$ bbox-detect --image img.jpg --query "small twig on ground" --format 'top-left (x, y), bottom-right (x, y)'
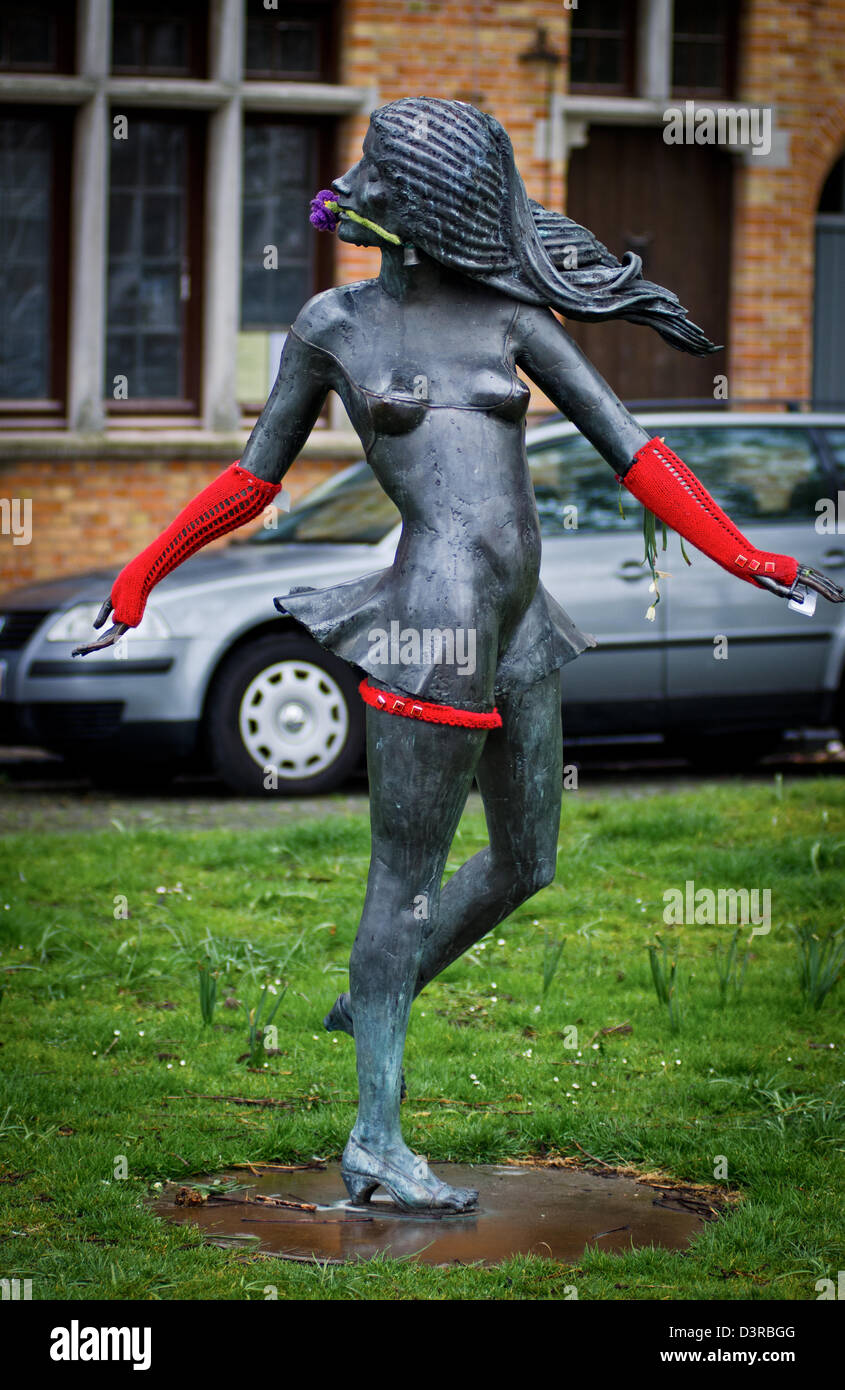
top-left (572, 1140), bottom-right (615, 1169)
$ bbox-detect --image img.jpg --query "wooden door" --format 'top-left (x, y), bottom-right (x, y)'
top-left (564, 124), bottom-right (732, 403)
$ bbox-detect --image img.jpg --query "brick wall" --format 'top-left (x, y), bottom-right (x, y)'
top-left (0, 458), bottom-right (338, 592)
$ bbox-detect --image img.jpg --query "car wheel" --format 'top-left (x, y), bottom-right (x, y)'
top-left (206, 632), bottom-right (365, 795)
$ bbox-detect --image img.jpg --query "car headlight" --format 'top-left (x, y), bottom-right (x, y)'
top-left (46, 602), bottom-right (171, 642)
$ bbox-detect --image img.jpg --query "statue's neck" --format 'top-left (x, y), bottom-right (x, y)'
top-left (378, 245), bottom-right (445, 302)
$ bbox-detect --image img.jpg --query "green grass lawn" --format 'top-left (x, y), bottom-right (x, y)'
top-left (1, 776), bottom-right (843, 1301)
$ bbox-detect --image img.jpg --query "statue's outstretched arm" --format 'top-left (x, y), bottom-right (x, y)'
top-left (515, 305), bottom-right (844, 609)
top-left (73, 331), bottom-right (330, 655)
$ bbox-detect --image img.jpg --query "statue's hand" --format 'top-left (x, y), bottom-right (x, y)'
top-left (71, 597), bottom-right (130, 656)
top-left (796, 564), bottom-right (845, 603)
top-left (755, 564), bottom-right (845, 606)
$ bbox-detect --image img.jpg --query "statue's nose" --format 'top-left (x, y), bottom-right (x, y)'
top-left (331, 165), bottom-right (357, 196)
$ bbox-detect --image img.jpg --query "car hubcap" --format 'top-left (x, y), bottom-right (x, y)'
top-left (238, 659), bottom-right (349, 779)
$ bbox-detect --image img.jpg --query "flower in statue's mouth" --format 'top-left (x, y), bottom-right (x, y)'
top-left (308, 189), bottom-right (401, 245)
top-left (309, 189), bottom-right (340, 231)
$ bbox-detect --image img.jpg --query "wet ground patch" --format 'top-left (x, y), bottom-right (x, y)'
top-left (153, 1158), bottom-right (736, 1266)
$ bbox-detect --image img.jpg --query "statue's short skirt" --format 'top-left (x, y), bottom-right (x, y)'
top-left (274, 567), bottom-right (596, 716)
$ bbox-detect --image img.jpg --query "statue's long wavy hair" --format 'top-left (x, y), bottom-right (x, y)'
top-left (369, 97), bottom-right (718, 356)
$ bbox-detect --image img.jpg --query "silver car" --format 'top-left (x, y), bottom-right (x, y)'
top-left (2, 410), bottom-right (845, 793)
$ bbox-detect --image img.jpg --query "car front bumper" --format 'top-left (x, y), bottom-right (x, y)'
top-left (0, 638), bottom-right (212, 762)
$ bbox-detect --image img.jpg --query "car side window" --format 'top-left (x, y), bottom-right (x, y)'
top-left (663, 427), bottom-right (827, 524)
top-left (822, 429), bottom-right (845, 482)
top-left (528, 435), bottom-right (641, 536)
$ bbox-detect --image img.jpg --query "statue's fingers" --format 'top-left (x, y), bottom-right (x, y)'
top-left (72, 621), bottom-right (129, 657)
top-left (754, 573), bottom-right (791, 598)
top-left (799, 567), bottom-right (845, 603)
top-left (93, 596), bottom-right (114, 629)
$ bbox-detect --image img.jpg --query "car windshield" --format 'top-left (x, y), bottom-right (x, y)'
top-left (244, 465), bottom-right (400, 544)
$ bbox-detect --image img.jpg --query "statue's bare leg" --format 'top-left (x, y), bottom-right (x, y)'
top-left (414, 668), bottom-right (562, 991)
top-left (342, 709), bottom-right (486, 1210)
top-left (325, 670), bottom-right (561, 1037)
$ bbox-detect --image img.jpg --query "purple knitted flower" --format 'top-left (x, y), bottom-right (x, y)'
top-left (310, 189), bottom-right (339, 232)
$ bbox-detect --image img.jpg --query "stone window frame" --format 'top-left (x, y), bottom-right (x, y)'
top-left (0, 0), bottom-right (374, 460)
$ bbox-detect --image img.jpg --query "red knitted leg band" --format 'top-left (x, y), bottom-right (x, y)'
top-left (622, 438), bottom-right (798, 589)
top-left (359, 678), bottom-right (502, 729)
top-left (110, 462), bottom-right (280, 627)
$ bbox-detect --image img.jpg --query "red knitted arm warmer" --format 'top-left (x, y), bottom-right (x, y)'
top-left (110, 461), bottom-right (281, 627)
top-left (621, 438), bottom-right (798, 590)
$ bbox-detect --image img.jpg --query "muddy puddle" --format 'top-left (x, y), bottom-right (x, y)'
top-left (154, 1161), bottom-right (722, 1265)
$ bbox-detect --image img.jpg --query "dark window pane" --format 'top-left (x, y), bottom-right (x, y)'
top-left (569, 35), bottom-right (588, 82)
top-left (281, 25), bottom-right (319, 73)
top-left (673, 0), bottom-right (728, 39)
top-left (596, 38), bottom-right (622, 86)
top-left (142, 334), bottom-right (181, 396)
top-left (672, 0), bottom-right (732, 95)
top-left (142, 195), bottom-right (183, 257)
top-left (107, 265), bottom-right (140, 316)
top-left (112, 20), bottom-right (145, 71)
top-left (241, 123), bottom-right (317, 329)
top-left (147, 21), bottom-right (187, 70)
top-left (110, 131), bottom-right (143, 185)
top-left (245, 2), bottom-right (337, 81)
top-left (0, 118), bottom-right (52, 397)
top-left (672, 41), bottom-right (693, 91)
top-left (10, 15), bottom-right (53, 65)
top-left (244, 24), bottom-right (265, 74)
top-left (111, 1), bottom-right (205, 77)
top-left (108, 191), bottom-right (139, 257)
top-left (0, 1), bottom-right (73, 74)
top-left (569, 0), bottom-right (634, 93)
top-left (141, 271), bottom-right (182, 328)
top-left (598, 0), bottom-right (622, 26)
top-left (106, 331), bottom-right (138, 387)
top-left (106, 120), bottom-right (188, 399)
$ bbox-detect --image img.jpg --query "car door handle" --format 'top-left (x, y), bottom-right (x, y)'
top-left (821, 548), bottom-right (845, 569)
top-left (616, 559), bottom-right (649, 581)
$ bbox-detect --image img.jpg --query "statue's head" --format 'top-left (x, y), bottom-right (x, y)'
top-left (332, 97), bottom-right (516, 273)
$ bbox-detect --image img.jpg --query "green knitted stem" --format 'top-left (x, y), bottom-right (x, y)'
top-left (324, 200), bottom-right (401, 245)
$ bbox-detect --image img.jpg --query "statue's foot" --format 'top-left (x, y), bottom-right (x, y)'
top-left (341, 1134), bottom-right (478, 1213)
top-left (323, 993), bottom-right (408, 1100)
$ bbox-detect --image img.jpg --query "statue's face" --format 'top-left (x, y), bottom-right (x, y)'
top-left (331, 127), bottom-right (401, 247)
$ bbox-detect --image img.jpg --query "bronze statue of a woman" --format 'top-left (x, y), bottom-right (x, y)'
top-left (74, 98), bottom-right (844, 1213)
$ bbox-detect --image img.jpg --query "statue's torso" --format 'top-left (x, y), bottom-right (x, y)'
top-left (293, 279), bottom-right (540, 609)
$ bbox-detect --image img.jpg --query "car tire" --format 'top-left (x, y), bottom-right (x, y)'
top-left (206, 632), bottom-right (365, 796)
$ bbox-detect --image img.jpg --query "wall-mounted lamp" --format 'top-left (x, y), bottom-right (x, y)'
top-left (518, 26), bottom-right (562, 203)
